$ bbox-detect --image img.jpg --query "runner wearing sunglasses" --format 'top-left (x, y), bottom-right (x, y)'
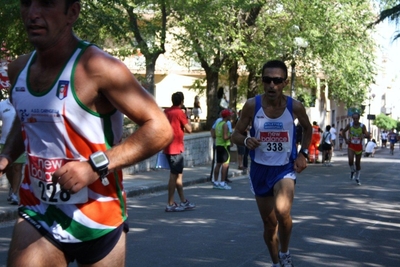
top-left (232, 60), bottom-right (312, 267)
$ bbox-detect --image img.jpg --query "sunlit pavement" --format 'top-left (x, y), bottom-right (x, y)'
top-left (125, 146), bottom-right (400, 267)
top-left (0, 145), bottom-right (399, 266)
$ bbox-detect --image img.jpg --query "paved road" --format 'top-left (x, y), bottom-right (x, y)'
top-left (0, 147), bottom-right (399, 266)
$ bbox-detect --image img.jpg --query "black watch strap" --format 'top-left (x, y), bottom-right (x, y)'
top-left (300, 149), bottom-right (309, 159)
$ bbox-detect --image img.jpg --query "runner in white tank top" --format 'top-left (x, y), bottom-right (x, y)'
top-left (1, 1), bottom-right (173, 266)
top-left (232, 60), bottom-right (312, 267)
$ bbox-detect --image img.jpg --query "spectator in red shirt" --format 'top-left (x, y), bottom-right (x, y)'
top-left (163, 92), bottom-right (196, 212)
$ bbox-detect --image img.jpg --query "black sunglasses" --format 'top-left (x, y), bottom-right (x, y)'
top-left (262, 76), bottom-right (286, 85)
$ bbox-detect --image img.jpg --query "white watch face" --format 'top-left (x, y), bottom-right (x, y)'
top-left (91, 152), bottom-right (109, 168)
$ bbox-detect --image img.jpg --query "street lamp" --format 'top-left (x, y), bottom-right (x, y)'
top-left (290, 37), bottom-right (308, 98)
top-left (367, 89), bottom-right (376, 134)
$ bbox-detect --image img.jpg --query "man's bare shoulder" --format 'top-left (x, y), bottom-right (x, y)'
top-left (75, 45), bottom-right (139, 97)
top-left (291, 98), bottom-right (307, 119)
top-left (243, 97), bottom-right (256, 110)
top-left (291, 98), bottom-right (305, 111)
top-left (7, 53), bottom-right (33, 83)
top-left (79, 46), bottom-right (125, 73)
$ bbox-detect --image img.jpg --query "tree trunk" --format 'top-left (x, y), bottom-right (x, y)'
top-left (205, 70), bottom-right (220, 130)
top-left (144, 58), bottom-right (157, 96)
top-left (228, 60), bottom-right (239, 111)
top-left (247, 68), bottom-right (259, 99)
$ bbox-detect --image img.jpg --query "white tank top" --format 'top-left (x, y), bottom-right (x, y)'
top-left (250, 95), bottom-right (296, 166)
top-left (11, 41), bottom-right (126, 243)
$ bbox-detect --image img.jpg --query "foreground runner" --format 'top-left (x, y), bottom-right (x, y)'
top-left (1, 1), bottom-right (172, 266)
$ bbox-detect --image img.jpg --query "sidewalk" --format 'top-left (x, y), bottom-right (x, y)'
top-left (0, 161), bottom-right (246, 222)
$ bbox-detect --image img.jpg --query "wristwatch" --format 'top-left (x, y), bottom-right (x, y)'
top-left (299, 148), bottom-right (309, 159)
top-left (89, 151), bottom-right (110, 186)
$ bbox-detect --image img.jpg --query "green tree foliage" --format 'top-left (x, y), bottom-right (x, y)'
top-left (0, 0), bottom-right (380, 126)
top-left (78, 0), bottom-right (171, 95)
top-left (0, 1), bottom-right (33, 56)
top-left (0, 0), bottom-right (171, 95)
top-left (373, 113), bottom-right (397, 130)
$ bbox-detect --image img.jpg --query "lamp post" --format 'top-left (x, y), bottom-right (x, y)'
top-left (368, 90), bottom-right (376, 134)
top-left (290, 37), bottom-right (308, 98)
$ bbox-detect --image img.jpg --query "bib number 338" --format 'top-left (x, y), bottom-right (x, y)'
top-left (259, 131), bottom-right (290, 152)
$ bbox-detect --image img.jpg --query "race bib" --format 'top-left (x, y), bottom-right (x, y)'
top-left (350, 137), bottom-right (361, 144)
top-left (259, 131), bottom-right (290, 153)
top-left (28, 154), bottom-right (88, 204)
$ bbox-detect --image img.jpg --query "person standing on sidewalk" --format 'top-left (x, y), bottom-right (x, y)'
top-left (192, 95), bottom-right (202, 122)
top-left (1, 1), bottom-right (173, 266)
top-left (330, 123), bottom-right (337, 152)
top-left (0, 98), bottom-right (25, 205)
top-left (381, 130), bottom-right (388, 148)
top-left (308, 121), bottom-right (322, 163)
top-left (164, 92), bottom-right (196, 212)
top-left (212, 109), bottom-right (234, 190)
top-left (210, 112), bottom-right (233, 183)
top-left (342, 112), bottom-right (369, 185)
top-left (388, 128), bottom-right (398, 155)
top-left (321, 125), bottom-right (333, 166)
top-left (232, 60), bottom-right (312, 267)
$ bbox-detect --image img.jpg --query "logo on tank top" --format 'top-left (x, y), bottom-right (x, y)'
top-left (263, 122), bottom-right (283, 130)
top-left (56, 81), bottom-right (69, 100)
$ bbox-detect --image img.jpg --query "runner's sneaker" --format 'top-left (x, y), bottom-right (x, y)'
top-left (180, 200), bottom-right (196, 210)
top-left (9, 193), bottom-right (19, 205)
top-left (213, 182), bottom-right (220, 189)
top-left (279, 252), bottom-right (294, 267)
top-left (355, 178), bottom-right (361, 185)
top-left (218, 183), bottom-right (231, 190)
top-left (165, 202), bottom-right (185, 212)
top-left (7, 187), bottom-right (12, 202)
top-left (350, 171), bottom-right (355, 180)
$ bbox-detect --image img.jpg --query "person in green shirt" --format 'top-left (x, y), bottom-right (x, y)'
top-left (212, 109), bottom-right (233, 190)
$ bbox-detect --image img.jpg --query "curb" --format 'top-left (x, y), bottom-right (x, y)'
top-left (0, 168), bottom-right (246, 222)
top-left (125, 168), bottom-right (245, 198)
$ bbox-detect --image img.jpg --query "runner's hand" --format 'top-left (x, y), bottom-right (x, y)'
top-left (52, 161), bottom-right (100, 194)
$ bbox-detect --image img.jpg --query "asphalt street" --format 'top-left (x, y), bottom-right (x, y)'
top-left (0, 147), bottom-right (399, 266)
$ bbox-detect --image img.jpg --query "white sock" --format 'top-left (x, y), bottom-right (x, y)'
top-left (279, 250), bottom-right (290, 257)
top-left (355, 171), bottom-right (360, 180)
top-left (349, 165), bottom-right (355, 172)
top-left (272, 263), bottom-right (280, 267)
top-left (220, 181), bottom-right (226, 186)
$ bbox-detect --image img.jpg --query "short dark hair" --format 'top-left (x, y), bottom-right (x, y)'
top-left (262, 60), bottom-right (288, 79)
top-left (65, 0), bottom-right (80, 14)
top-left (176, 91), bottom-right (184, 101)
top-left (172, 92), bottom-right (183, 106)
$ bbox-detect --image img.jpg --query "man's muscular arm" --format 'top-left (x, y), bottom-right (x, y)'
top-left (232, 98), bottom-right (257, 149)
top-left (292, 99), bottom-right (311, 173)
top-left (53, 47), bottom-right (173, 193)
